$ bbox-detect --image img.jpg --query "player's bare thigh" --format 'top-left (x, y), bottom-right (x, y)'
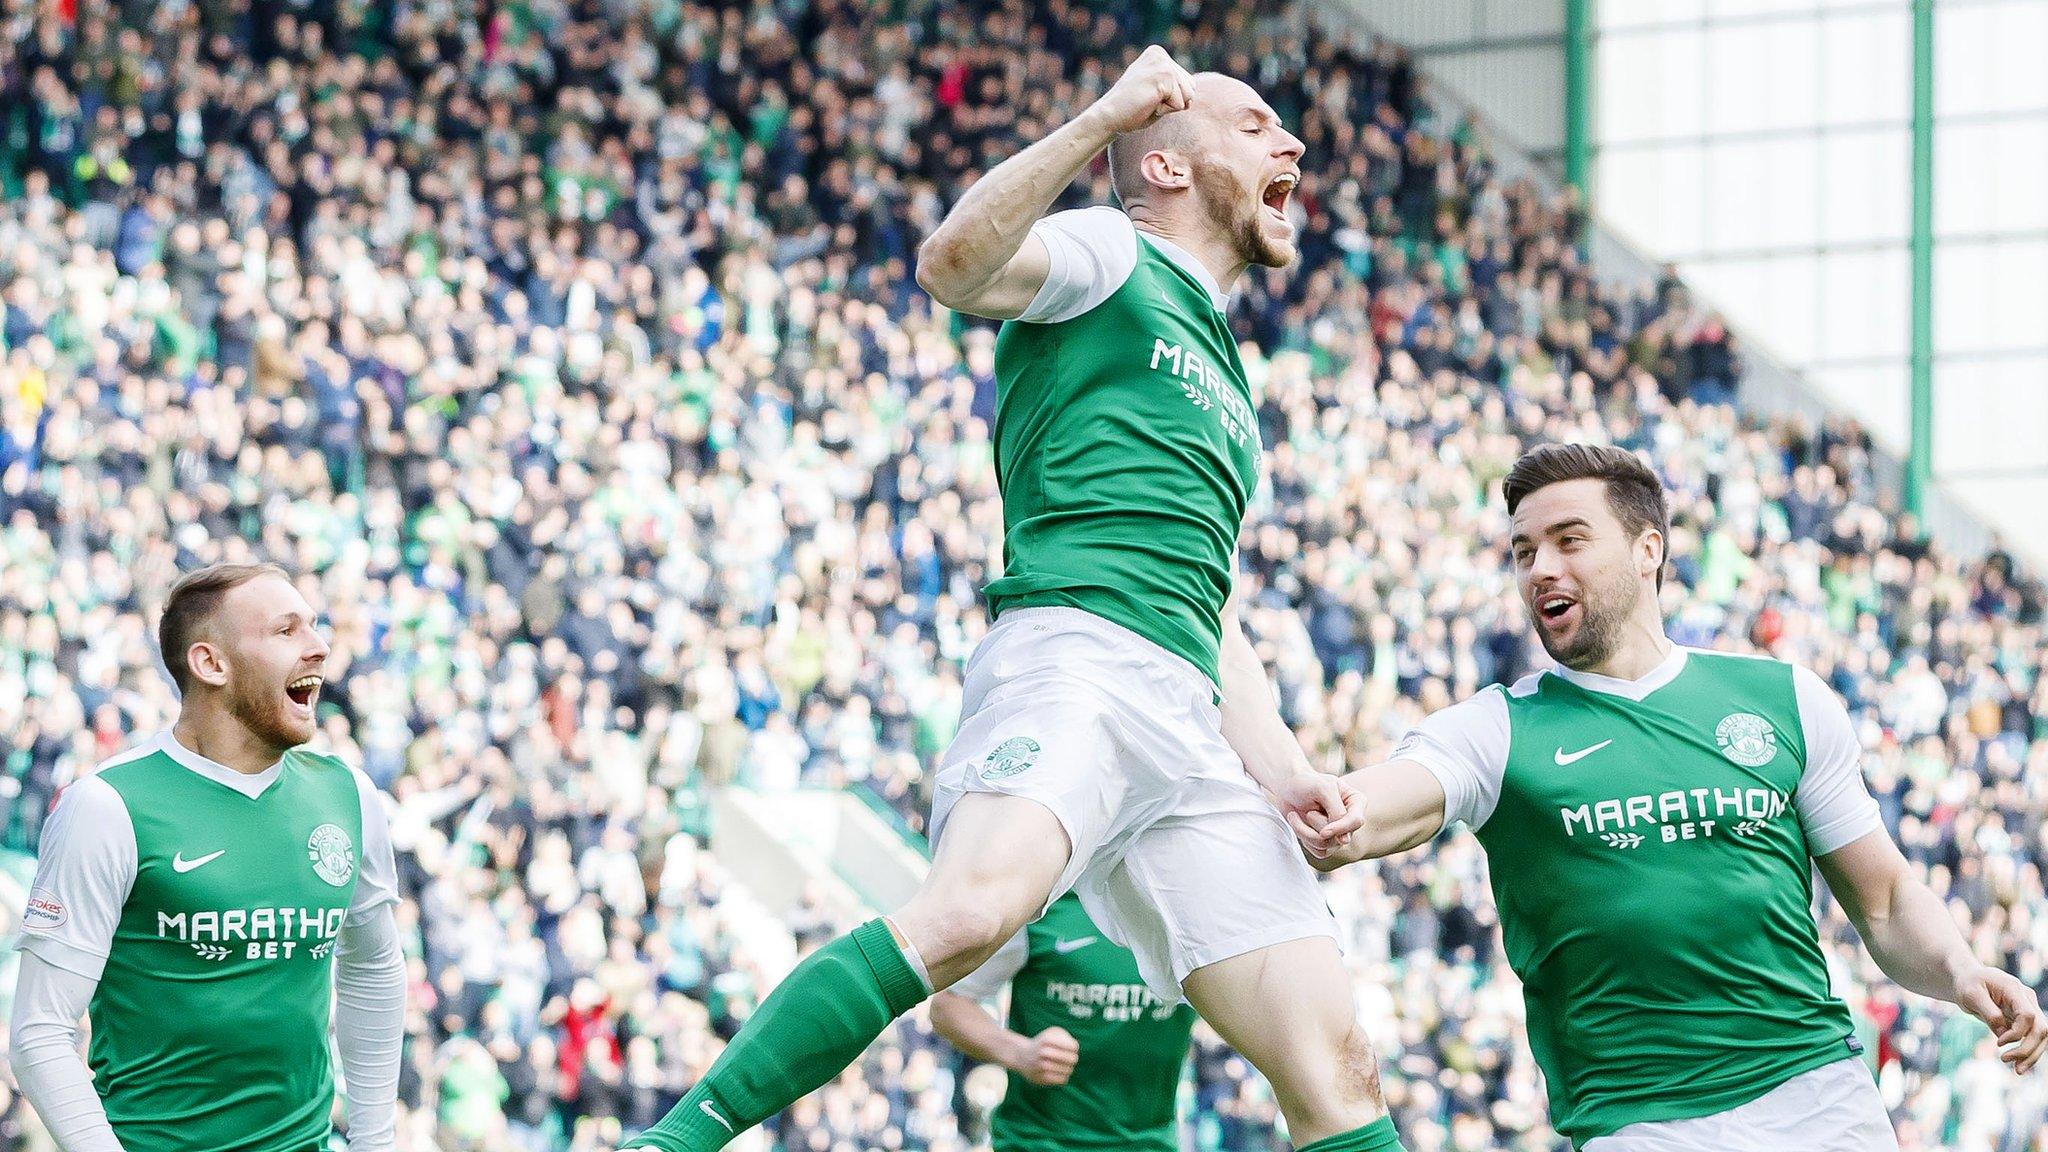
top-left (889, 792), bottom-right (1072, 990)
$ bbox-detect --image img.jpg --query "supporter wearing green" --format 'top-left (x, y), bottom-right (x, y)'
top-left (1315, 444), bottom-right (2048, 1151)
top-left (932, 894), bottom-right (1199, 1151)
top-left (10, 563), bottom-right (406, 1152)
top-left (625, 45), bottom-right (1402, 1152)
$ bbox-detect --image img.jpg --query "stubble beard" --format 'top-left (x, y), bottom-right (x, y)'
top-left (1538, 565), bottom-right (1642, 672)
top-left (227, 672), bottom-right (312, 753)
top-left (1195, 164), bottom-right (1291, 271)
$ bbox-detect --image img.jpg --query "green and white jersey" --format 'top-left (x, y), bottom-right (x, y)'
top-left (952, 893), bottom-right (1199, 1152)
top-left (983, 207), bottom-right (1260, 684)
top-left (20, 732), bottom-right (400, 1152)
top-left (1397, 647), bottom-right (1884, 1145)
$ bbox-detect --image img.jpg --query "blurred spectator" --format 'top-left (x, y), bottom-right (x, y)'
top-left (1, 0), bottom-right (2044, 1150)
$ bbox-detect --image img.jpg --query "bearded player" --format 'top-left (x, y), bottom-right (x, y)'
top-left (625, 46), bottom-right (1402, 1152)
top-left (10, 563), bottom-right (405, 1152)
top-left (1312, 444), bottom-right (2047, 1150)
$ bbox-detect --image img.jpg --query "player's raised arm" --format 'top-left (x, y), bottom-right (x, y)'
top-left (914, 45), bottom-right (1194, 318)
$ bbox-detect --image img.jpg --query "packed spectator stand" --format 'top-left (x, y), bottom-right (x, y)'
top-left (2, 0), bottom-right (2045, 1149)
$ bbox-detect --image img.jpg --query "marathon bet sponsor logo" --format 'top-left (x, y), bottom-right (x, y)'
top-left (1561, 785), bottom-right (1790, 847)
top-left (1715, 712), bottom-right (1779, 768)
top-left (982, 737), bottom-right (1041, 780)
top-left (1148, 339), bottom-right (1254, 447)
top-left (1044, 980), bottom-right (1180, 1023)
top-left (157, 904), bottom-right (347, 962)
top-left (308, 822), bottom-right (356, 886)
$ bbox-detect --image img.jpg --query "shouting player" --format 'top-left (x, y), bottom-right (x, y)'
top-left (1313, 444), bottom-right (2047, 1151)
top-left (10, 562), bottom-right (405, 1152)
top-left (931, 893), bottom-right (1199, 1151)
top-left (625, 45), bottom-right (1402, 1152)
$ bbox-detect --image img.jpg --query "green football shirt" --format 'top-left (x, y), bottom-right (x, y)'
top-left (983, 206), bottom-right (1261, 683)
top-left (20, 732), bottom-right (400, 1152)
top-left (951, 893), bottom-right (1199, 1152)
top-left (1396, 647), bottom-right (1884, 1144)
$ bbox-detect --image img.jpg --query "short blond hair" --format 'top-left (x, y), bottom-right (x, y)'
top-left (158, 562), bottom-right (291, 693)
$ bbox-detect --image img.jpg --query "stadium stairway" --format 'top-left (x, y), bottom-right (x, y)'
top-left (708, 787), bottom-right (930, 924)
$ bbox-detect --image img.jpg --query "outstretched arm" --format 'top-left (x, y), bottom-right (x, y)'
top-left (1818, 832), bottom-right (2047, 1073)
top-left (915, 45), bottom-right (1193, 318)
top-left (1305, 759), bottom-right (1450, 872)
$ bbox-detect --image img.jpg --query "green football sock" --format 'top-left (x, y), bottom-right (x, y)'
top-left (623, 919), bottom-right (928, 1151)
top-left (1295, 1116), bottom-right (1406, 1152)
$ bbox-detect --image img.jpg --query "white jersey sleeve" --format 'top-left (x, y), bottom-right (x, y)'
top-left (18, 776), bottom-right (137, 982)
top-left (1791, 664), bottom-right (1885, 856)
top-left (8, 952), bottom-right (122, 1152)
top-left (947, 927), bottom-right (1030, 1007)
top-left (1392, 687), bottom-right (1512, 831)
top-left (1015, 206), bottom-right (1139, 324)
top-left (347, 767), bottom-right (401, 924)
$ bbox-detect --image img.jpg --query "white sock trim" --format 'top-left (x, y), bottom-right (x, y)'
top-left (883, 916), bottom-right (935, 994)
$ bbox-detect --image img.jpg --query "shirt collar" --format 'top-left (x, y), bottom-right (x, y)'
top-left (1137, 230), bottom-right (1231, 312)
top-left (160, 731), bottom-right (285, 799)
top-left (1550, 644), bottom-right (1689, 702)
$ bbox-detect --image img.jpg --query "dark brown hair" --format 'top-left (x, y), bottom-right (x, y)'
top-left (158, 562), bottom-right (290, 693)
top-left (1503, 444), bottom-right (1670, 589)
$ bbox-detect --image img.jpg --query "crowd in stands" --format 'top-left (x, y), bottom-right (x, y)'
top-left (3, 0), bottom-right (2046, 1149)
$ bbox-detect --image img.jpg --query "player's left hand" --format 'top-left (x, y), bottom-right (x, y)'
top-left (1274, 770), bottom-right (1364, 859)
top-left (1954, 963), bottom-right (2048, 1073)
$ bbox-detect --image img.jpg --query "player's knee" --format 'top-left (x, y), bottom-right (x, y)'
top-left (1281, 1022), bottom-right (1385, 1134)
top-left (1336, 1024), bottom-right (1385, 1108)
top-left (896, 890), bottom-right (1016, 975)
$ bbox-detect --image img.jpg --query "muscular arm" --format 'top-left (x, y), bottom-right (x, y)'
top-left (1818, 832), bottom-right (2047, 1070)
top-left (1215, 592), bottom-right (1308, 796)
top-left (1307, 759), bottom-right (1449, 871)
top-left (913, 115), bottom-right (1111, 319)
top-left (915, 46), bottom-right (1192, 318)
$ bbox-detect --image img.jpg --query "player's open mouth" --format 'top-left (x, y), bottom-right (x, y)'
top-left (285, 675), bottom-right (321, 708)
top-left (1538, 594), bottom-right (1579, 629)
top-left (1263, 171), bottom-right (1297, 221)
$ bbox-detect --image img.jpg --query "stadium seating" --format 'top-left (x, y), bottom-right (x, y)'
top-left (1, 0), bottom-right (2043, 1148)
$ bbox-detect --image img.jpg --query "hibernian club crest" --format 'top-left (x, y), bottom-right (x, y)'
top-left (307, 823), bottom-right (356, 887)
top-left (1714, 713), bottom-right (1778, 768)
top-left (981, 737), bottom-right (1041, 780)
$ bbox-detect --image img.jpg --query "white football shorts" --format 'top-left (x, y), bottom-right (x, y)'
top-left (927, 606), bottom-right (1339, 1004)
top-left (1580, 1058), bottom-right (1897, 1152)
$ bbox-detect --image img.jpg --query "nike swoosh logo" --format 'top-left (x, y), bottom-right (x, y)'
top-left (1553, 740), bottom-right (1613, 766)
top-left (1052, 936), bottom-right (1097, 955)
top-left (172, 850), bottom-right (226, 873)
top-left (700, 1100), bottom-right (734, 1134)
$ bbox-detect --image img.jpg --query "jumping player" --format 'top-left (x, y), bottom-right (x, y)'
top-left (624, 45), bottom-right (1401, 1152)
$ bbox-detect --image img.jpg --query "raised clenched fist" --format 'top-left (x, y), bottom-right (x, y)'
top-left (1089, 45), bottom-right (1197, 136)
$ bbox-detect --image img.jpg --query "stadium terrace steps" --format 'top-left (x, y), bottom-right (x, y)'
top-left (709, 788), bottom-right (929, 923)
